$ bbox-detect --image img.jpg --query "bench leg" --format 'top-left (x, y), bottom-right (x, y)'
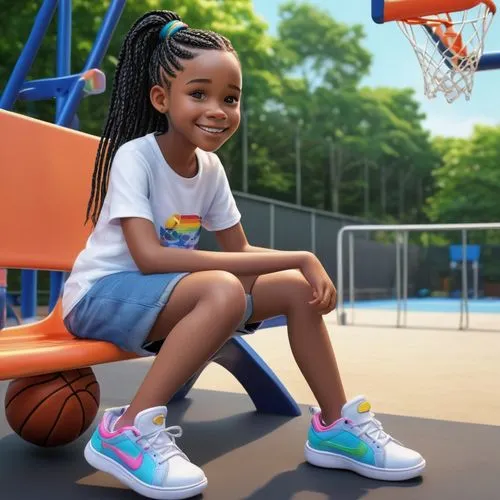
top-left (170, 337), bottom-right (301, 417)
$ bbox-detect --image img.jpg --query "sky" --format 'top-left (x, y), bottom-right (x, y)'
top-left (252, 0), bottom-right (500, 138)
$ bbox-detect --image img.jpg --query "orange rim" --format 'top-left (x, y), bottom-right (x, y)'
top-left (385, 0), bottom-right (496, 23)
top-left (404, 17), bottom-right (453, 27)
top-left (483, 0), bottom-right (497, 13)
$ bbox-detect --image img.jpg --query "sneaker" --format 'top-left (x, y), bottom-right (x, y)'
top-left (305, 396), bottom-right (426, 481)
top-left (84, 405), bottom-right (207, 499)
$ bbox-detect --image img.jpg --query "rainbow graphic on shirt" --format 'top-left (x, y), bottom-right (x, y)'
top-left (159, 213), bottom-right (202, 249)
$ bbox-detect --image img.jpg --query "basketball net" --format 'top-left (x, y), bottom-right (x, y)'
top-left (398, 2), bottom-right (496, 103)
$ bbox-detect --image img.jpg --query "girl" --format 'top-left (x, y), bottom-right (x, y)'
top-left (62, 10), bottom-right (426, 500)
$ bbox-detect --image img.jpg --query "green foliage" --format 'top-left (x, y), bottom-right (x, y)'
top-left (426, 126), bottom-right (500, 243)
top-left (276, 1), bottom-right (371, 91)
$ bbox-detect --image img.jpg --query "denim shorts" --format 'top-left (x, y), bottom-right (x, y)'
top-left (63, 271), bottom-right (258, 357)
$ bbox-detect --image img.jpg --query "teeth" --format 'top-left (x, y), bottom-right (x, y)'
top-left (198, 126), bottom-right (225, 134)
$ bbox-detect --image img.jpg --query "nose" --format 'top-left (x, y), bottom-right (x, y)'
top-left (205, 103), bottom-right (227, 121)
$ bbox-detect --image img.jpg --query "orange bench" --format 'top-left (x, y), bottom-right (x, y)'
top-left (0, 109), bottom-right (300, 444)
top-left (0, 109), bottom-right (139, 382)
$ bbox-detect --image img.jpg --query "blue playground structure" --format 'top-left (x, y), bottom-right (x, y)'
top-left (0, 0), bottom-right (124, 326)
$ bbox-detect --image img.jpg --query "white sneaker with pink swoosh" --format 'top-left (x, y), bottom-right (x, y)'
top-left (84, 405), bottom-right (207, 499)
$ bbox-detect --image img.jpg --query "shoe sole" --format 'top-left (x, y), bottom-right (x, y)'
top-left (304, 442), bottom-right (426, 481)
top-left (84, 441), bottom-right (208, 499)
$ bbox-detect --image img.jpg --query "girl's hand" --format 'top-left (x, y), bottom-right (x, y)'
top-left (300, 252), bottom-right (337, 315)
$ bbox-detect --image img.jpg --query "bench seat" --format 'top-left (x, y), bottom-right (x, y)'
top-left (0, 303), bottom-right (136, 380)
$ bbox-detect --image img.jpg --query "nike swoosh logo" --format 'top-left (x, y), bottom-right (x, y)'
top-left (321, 440), bottom-right (369, 457)
top-left (102, 442), bottom-right (144, 470)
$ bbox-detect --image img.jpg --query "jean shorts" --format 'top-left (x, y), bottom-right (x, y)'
top-left (63, 271), bottom-right (258, 357)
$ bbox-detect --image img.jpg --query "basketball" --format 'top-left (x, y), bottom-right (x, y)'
top-left (4, 367), bottom-right (100, 447)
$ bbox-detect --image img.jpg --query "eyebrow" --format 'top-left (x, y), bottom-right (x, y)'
top-left (186, 78), bottom-right (241, 92)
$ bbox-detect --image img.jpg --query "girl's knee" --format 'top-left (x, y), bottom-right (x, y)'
top-left (202, 270), bottom-right (246, 318)
top-left (280, 269), bottom-right (315, 310)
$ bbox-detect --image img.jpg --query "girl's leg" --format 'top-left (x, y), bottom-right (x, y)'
top-left (116, 270), bottom-right (247, 428)
top-left (240, 271), bottom-right (426, 482)
top-left (239, 270), bottom-right (346, 425)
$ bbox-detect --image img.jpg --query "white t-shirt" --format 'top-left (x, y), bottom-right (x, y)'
top-left (62, 133), bottom-right (241, 318)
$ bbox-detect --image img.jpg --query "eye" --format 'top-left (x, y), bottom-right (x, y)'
top-left (225, 96), bottom-right (239, 104)
top-left (190, 90), bottom-right (205, 100)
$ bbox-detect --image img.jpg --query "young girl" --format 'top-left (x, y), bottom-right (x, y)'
top-left (62, 10), bottom-right (426, 500)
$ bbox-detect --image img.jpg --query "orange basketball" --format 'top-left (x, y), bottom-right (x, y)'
top-left (4, 368), bottom-right (100, 447)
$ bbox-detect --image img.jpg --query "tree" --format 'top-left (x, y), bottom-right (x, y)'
top-left (233, 0), bottom-right (374, 208)
top-left (276, 1), bottom-right (371, 92)
top-left (426, 126), bottom-right (500, 240)
top-left (351, 87), bottom-right (438, 221)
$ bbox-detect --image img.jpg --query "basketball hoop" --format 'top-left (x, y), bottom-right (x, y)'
top-left (395, 1), bottom-right (496, 103)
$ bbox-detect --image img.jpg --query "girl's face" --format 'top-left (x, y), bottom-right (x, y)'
top-left (151, 49), bottom-right (242, 153)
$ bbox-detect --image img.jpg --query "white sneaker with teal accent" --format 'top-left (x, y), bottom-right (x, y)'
top-left (305, 396), bottom-right (426, 481)
top-left (84, 405), bottom-right (207, 499)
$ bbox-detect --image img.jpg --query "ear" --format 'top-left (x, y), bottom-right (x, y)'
top-left (150, 84), bottom-right (169, 114)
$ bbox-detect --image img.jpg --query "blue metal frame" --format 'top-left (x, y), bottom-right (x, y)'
top-left (477, 52), bottom-right (500, 71)
top-left (0, 270), bottom-right (6, 330)
top-left (0, 0), bottom-right (126, 321)
top-left (49, 0), bottom-right (72, 312)
top-left (371, 0), bottom-right (385, 24)
top-left (19, 74), bottom-right (90, 101)
top-left (0, 0), bottom-right (59, 109)
top-left (371, 0), bottom-right (500, 71)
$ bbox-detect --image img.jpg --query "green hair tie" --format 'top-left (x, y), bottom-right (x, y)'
top-left (160, 20), bottom-right (189, 41)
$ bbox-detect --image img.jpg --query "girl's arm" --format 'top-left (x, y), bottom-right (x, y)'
top-left (122, 217), bottom-right (307, 276)
top-left (215, 222), bottom-right (336, 313)
top-left (214, 222), bottom-right (280, 253)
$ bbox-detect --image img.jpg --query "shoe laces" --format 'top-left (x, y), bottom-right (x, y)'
top-left (351, 415), bottom-right (395, 448)
top-left (138, 425), bottom-right (188, 464)
top-left (309, 406), bottom-right (398, 448)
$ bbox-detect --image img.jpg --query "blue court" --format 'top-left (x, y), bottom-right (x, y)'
top-left (345, 298), bottom-right (500, 314)
top-left (261, 298), bottom-right (500, 330)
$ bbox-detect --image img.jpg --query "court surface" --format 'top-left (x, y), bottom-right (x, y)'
top-left (1, 309), bottom-right (499, 499)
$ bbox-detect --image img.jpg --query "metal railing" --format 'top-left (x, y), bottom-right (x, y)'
top-left (336, 222), bottom-right (500, 330)
top-left (233, 190), bottom-right (368, 252)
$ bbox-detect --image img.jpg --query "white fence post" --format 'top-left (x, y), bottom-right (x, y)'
top-left (311, 212), bottom-right (316, 254)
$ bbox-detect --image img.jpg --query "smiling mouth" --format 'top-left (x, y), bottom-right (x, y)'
top-left (196, 125), bottom-right (228, 135)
